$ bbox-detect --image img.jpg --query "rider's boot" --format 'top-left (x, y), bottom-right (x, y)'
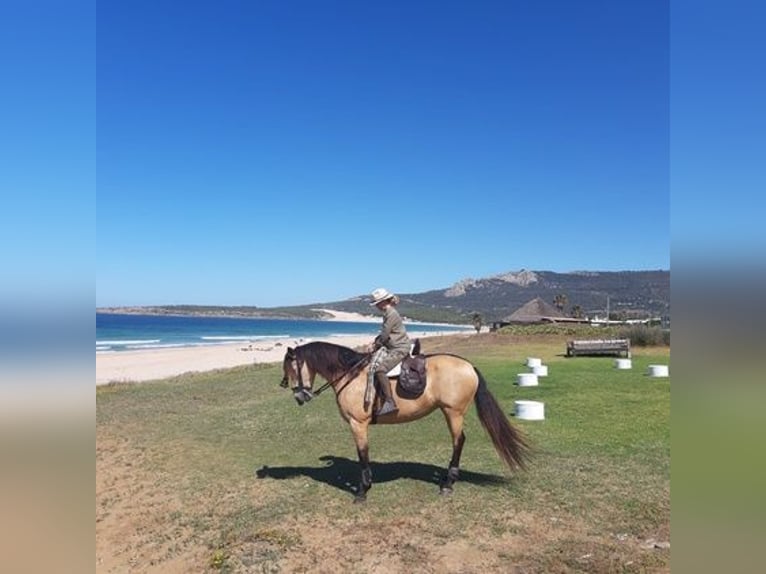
top-left (375, 371), bottom-right (398, 416)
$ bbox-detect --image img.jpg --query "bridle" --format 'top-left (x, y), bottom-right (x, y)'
top-left (280, 350), bottom-right (314, 404)
top-left (281, 349), bottom-right (369, 405)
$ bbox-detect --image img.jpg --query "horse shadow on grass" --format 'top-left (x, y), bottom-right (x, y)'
top-left (255, 455), bottom-right (508, 495)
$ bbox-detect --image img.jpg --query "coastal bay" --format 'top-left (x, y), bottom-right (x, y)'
top-left (96, 309), bottom-right (465, 385)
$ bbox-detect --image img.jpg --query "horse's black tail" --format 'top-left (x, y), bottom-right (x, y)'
top-left (474, 367), bottom-right (531, 471)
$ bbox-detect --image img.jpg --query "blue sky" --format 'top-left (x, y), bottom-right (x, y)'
top-left (96, 0), bottom-right (670, 307)
top-left (1, 1), bottom-right (94, 305)
top-left (671, 0), bottom-right (765, 263)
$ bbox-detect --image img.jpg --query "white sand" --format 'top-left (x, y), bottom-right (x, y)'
top-left (313, 308), bottom-right (380, 323)
top-left (96, 309), bottom-right (462, 385)
top-left (96, 334), bottom-right (373, 385)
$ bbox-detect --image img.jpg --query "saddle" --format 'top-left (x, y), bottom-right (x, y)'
top-left (366, 339), bottom-right (428, 408)
top-left (384, 338), bottom-right (421, 377)
top-left (385, 339), bottom-right (428, 398)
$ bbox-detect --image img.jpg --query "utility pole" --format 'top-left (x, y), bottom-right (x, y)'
top-left (606, 295), bottom-right (610, 323)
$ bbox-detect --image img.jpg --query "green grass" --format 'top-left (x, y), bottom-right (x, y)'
top-left (97, 338), bottom-right (670, 573)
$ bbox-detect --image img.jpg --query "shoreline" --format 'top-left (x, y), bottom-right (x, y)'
top-left (96, 307), bottom-right (463, 328)
top-left (96, 307), bottom-right (380, 323)
top-left (96, 329), bottom-right (461, 386)
top-left (96, 308), bottom-right (470, 385)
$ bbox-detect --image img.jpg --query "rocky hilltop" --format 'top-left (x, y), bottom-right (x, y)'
top-left (99, 269), bottom-right (669, 325)
top-left (321, 269), bottom-right (669, 324)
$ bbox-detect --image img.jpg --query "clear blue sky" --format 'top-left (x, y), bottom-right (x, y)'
top-left (1, 1), bottom-right (94, 306)
top-left (671, 0), bottom-right (765, 264)
top-left (96, 0), bottom-right (670, 307)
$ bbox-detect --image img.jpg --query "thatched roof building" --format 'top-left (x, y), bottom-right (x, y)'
top-left (504, 297), bottom-right (566, 324)
top-left (490, 297), bottom-right (585, 330)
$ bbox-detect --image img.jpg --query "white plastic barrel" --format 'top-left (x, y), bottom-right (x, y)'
top-left (515, 400), bottom-right (545, 420)
top-left (517, 373), bottom-right (539, 387)
top-left (532, 364), bottom-right (548, 377)
top-left (647, 364), bottom-right (669, 377)
top-left (614, 358), bottom-right (632, 370)
top-left (526, 357), bottom-right (542, 368)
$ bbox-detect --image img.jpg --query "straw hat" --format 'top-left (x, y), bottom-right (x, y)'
top-left (369, 287), bottom-right (395, 306)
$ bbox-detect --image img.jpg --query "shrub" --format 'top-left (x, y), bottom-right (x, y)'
top-left (495, 323), bottom-right (671, 347)
top-left (618, 325), bottom-right (670, 347)
top-left (497, 324), bottom-right (623, 337)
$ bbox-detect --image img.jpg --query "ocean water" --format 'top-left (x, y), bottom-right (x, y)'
top-left (96, 313), bottom-right (468, 352)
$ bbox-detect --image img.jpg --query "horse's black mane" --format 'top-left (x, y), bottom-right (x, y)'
top-left (296, 341), bottom-right (370, 380)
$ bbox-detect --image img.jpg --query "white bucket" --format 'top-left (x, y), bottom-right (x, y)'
top-left (517, 373), bottom-right (539, 387)
top-left (614, 358), bottom-right (632, 370)
top-left (647, 364), bottom-right (669, 377)
top-left (531, 364), bottom-right (548, 377)
top-left (526, 357), bottom-right (542, 368)
top-left (515, 400), bottom-right (545, 420)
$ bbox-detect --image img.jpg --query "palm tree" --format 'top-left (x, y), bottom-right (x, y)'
top-left (553, 294), bottom-right (568, 313)
top-left (471, 313), bottom-right (483, 334)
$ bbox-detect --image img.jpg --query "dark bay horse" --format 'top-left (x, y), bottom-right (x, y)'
top-left (280, 341), bottom-right (530, 502)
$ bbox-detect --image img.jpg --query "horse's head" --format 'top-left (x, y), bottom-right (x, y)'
top-left (281, 346), bottom-right (315, 406)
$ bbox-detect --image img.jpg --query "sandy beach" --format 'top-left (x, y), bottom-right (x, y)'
top-left (96, 309), bottom-right (460, 385)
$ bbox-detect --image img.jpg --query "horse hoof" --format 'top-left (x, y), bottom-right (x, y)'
top-left (439, 487), bottom-right (453, 496)
top-left (353, 495), bottom-right (367, 504)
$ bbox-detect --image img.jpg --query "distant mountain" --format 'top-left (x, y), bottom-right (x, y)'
top-left (99, 269), bottom-right (669, 325)
top-left (316, 269), bottom-right (670, 324)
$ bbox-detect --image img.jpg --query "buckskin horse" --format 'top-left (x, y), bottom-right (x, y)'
top-left (280, 341), bottom-right (530, 503)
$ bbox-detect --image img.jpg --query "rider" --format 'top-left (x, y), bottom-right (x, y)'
top-left (369, 287), bottom-right (410, 416)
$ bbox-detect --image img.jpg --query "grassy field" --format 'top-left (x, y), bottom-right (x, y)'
top-left (96, 334), bottom-right (670, 573)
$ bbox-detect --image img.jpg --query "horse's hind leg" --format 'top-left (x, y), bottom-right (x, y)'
top-left (349, 420), bottom-right (372, 503)
top-left (440, 409), bottom-right (466, 495)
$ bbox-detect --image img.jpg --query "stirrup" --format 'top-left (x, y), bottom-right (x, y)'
top-left (376, 399), bottom-right (398, 416)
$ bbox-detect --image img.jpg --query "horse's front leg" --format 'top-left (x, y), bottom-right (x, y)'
top-left (349, 420), bottom-right (372, 503)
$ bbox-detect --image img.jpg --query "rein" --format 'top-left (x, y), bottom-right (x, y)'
top-left (313, 356), bottom-right (370, 397)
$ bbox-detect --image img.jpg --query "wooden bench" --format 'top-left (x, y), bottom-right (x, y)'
top-left (566, 338), bottom-right (631, 358)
